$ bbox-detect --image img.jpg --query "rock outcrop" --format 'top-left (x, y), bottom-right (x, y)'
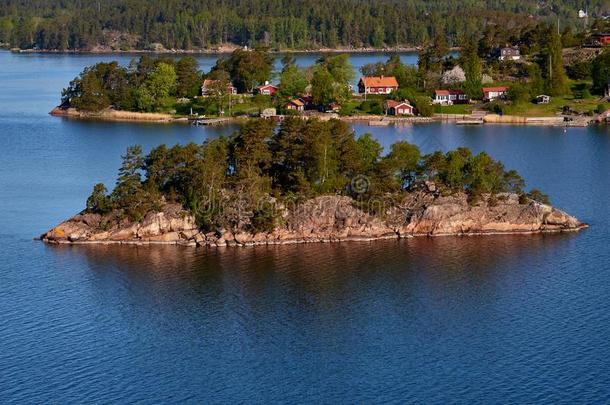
top-left (40, 189), bottom-right (587, 247)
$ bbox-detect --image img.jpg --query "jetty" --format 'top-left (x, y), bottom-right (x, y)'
top-left (190, 117), bottom-right (232, 126)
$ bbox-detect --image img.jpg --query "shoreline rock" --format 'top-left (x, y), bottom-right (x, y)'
top-left (39, 191), bottom-right (588, 248)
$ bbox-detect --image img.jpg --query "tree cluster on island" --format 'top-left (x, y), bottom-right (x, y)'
top-left (418, 24), bottom-right (610, 114)
top-left (1, 0), bottom-right (608, 51)
top-left (85, 118), bottom-right (548, 233)
top-left (59, 24), bottom-right (610, 121)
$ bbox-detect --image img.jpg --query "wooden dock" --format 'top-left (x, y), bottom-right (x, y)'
top-left (190, 117), bottom-right (231, 126)
top-left (368, 120), bottom-right (391, 126)
top-left (456, 119), bottom-right (483, 125)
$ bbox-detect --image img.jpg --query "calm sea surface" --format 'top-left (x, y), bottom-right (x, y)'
top-left (1, 50), bottom-right (610, 403)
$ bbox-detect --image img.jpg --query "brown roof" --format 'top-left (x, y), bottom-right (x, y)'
top-left (360, 76), bottom-right (399, 88)
top-left (287, 98), bottom-right (304, 106)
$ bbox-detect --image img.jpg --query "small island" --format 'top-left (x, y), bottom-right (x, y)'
top-left (40, 118), bottom-right (586, 246)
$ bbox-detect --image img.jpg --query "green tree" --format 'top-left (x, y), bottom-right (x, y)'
top-left (442, 148), bottom-right (472, 190)
top-left (175, 56), bottom-right (201, 98)
top-left (86, 183), bottom-right (113, 213)
top-left (355, 133), bottom-right (383, 173)
top-left (460, 36), bottom-right (482, 99)
top-left (384, 141), bottom-right (421, 189)
top-left (540, 27), bottom-right (569, 96)
top-left (507, 83), bottom-right (531, 104)
top-left (592, 50), bottom-right (610, 95)
top-left (278, 65), bottom-right (308, 101)
top-left (112, 145), bottom-right (145, 203)
top-left (317, 54), bottom-right (355, 85)
top-left (311, 66), bottom-right (335, 107)
top-left (147, 62), bottom-right (177, 101)
top-left (223, 48), bottom-right (274, 92)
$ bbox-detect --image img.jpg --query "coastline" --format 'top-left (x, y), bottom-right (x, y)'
top-left (50, 107), bottom-right (595, 128)
top-left (41, 225), bottom-right (588, 248)
top-left (11, 45), bottom-right (451, 55)
top-left (40, 193), bottom-right (588, 248)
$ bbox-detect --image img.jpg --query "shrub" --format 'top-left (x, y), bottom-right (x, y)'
top-left (527, 188), bottom-right (550, 205)
top-left (487, 102), bottom-right (503, 115)
top-left (359, 100), bottom-right (383, 115)
top-left (251, 201), bottom-right (279, 233)
top-left (596, 103), bottom-right (609, 114)
top-left (413, 97), bottom-right (433, 117)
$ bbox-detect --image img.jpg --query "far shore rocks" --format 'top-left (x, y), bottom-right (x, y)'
top-left (40, 188), bottom-right (587, 248)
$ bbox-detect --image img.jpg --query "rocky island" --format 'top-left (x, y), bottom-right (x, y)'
top-left (40, 118), bottom-right (586, 246)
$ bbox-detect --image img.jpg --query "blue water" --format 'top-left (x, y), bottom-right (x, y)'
top-left (1, 50), bottom-right (610, 403)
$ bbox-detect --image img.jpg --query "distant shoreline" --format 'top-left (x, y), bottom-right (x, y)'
top-left (10, 46), bottom-right (460, 56)
top-left (50, 107), bottom-right (595, 128)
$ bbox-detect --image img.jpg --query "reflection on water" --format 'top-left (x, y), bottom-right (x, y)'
top-left (3, 50), bottom-right (610, 402)
top-left (26, 233), bottom-right (603, 403)
top-left (67, 234), bottom-right (579, 297)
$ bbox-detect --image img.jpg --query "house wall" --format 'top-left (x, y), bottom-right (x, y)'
top-left (362, 86), bottom-right (397, 94)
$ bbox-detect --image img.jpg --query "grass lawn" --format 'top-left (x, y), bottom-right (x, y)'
top-left (500, 81), bottom-right (608, 117)
top-left (184, 96), bottom-right (273, 117)
top-left (501, 96), bottom-right (607, 117)
top-left (433, 104), bottom-right (472, 115)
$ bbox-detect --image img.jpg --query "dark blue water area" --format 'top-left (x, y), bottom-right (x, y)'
top-left (2, 51), bottom-right (610, 403)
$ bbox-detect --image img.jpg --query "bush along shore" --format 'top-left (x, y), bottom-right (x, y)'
top-left (40, 118), bottom-right (586, 246)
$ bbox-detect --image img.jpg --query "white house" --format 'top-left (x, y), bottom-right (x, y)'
top-left (499, 47), bottom-right (521, 61)
top-left (482, 86), bottom-right (509, 101)
top-left (433, 89), bottom-right (469, 105)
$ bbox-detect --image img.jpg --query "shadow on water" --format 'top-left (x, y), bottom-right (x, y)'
top-left (45, 233), bottom-right (582, 307)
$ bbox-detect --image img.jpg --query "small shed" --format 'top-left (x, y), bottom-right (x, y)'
top-left (260, 108), bottom-right (277, 118)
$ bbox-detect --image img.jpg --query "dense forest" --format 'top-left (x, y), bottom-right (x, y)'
top-left (0, 0), bottom-right (608, 51)
top-left (85, 118), bottom-right (547, 231)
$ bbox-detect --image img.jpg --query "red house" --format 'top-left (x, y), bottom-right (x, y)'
top-left (482, 86), bottom-right (509, 101)
top-left (257, 82), bottom-right (278, 96)
top-left (591, 33), bottom-right (610, 46)
top-left (384, 100), bottom-right (414, 116)
top-left (358, 76), bottom-right (399, 95)
top-left (432, 89), bottom-right (469, 105)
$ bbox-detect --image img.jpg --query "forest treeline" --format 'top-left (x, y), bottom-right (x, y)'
top-left (85, 118), bottom-right (547, 232)
top-left (0, 0), bottom-right (608, 51)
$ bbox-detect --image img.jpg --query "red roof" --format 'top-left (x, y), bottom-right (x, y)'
top-left (258, 84), bottom-right (278, 90)
top-left (482, 86), bottom-right (509, 92)
top-left (435, 89), bottom-right (465, 95)
top-left (360, 76), bottom-right (399, 88)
